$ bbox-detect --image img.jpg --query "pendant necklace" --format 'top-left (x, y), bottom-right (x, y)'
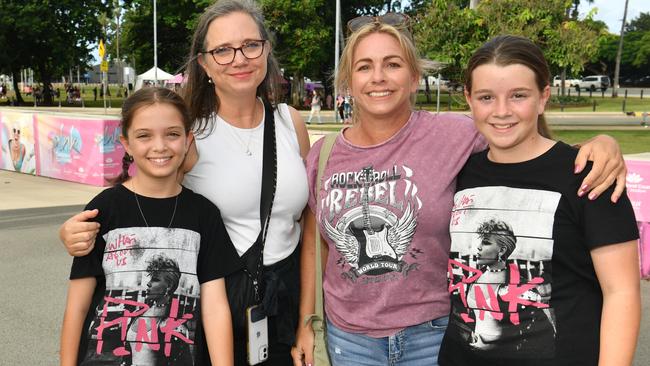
top-left (221, 100), bottom-right (262, 157)
top-left (130, 180), bottom-right (179, 228)
top-left (226, 122), bottom-right (255, 156)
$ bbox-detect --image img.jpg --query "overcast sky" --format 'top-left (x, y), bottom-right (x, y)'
top-left (578, 0), bottom-right (649, 34)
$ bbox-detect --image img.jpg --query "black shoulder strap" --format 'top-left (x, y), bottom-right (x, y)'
top-left (259, 100), bottom-right (277, 246)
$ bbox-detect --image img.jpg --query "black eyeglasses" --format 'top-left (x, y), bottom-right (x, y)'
top-left (201, 39), bottom-right (267, 65)
top-left (13, 128), bottom-right (20, 134)
top-left (347, 13), bottom-right (412, 34)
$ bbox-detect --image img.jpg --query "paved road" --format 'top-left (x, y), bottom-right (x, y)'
top-left (1, 171), bottom-right (649, 365)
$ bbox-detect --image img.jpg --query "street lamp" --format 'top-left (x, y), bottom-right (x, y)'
top-left (153, 0), bottom-right (158, 84)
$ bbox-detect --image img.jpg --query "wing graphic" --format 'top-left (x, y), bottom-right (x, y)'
top-left (387, 202), bottom-right (417, 259)
top-left (323, 218), bottom-right (360, 268)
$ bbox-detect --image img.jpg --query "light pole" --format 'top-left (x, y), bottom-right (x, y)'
top-left (334, 0), bottom-right (340, 122)
top-left (153, 0), bottom-right (158, 84)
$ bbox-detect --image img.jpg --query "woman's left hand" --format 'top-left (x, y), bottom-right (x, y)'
top-left (574, 134), bottom-right (626, 203)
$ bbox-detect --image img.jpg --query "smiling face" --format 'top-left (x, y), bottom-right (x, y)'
top-left (119, 103), bottom-right (192, 183)
top-left (198, 11), bottom-right (269, 99)
top-left (349, 32), bottom-right (418, 124)
top-left (466, 63), bottom-right (550, 162)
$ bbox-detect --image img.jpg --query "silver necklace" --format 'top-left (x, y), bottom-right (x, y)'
top-left (226, 122), bottom-right (255, 156)
top-left (130, 181), bottom-right (179, 228)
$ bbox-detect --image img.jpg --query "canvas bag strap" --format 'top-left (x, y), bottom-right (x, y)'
top-left (305, 132), bottom-right (338, 327)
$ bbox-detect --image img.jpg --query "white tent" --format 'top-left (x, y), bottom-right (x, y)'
top-left (135, 67), bottom-right (174, 90)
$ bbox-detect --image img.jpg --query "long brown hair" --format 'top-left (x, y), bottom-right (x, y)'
top-left (182, 0), bottom-right (282, 136)
top-left (464, 35), bottom-right (552, 138)
top-left (111, 87), bottom-right (192, 185)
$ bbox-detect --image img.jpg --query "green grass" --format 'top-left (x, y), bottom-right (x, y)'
top-left (551, 130), bottom-right (650, 154)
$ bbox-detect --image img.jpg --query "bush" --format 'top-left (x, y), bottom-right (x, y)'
top-left (549, 95), bottom-right (590, 106)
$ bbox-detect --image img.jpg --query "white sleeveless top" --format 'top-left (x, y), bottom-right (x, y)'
top-left (184, 103), bottom-right (308, 265)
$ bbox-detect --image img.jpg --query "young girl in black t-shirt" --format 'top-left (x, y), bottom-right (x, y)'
top-left (440, 35), bottom-right (640, 366)
top-left (60, 87), bottom-right (240, 366)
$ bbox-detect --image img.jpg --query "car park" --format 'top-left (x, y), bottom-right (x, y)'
top-left (576, 75), bottom-right (610, 92)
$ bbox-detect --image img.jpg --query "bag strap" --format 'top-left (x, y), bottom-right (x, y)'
top-left (242, 100), bottom-right (277, 302)
top-left (305, 132), bottom-right (338, 328)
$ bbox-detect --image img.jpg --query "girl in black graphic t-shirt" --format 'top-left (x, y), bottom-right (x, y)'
top-left (440, 36), bottom-right (640, 366)
top-left (60, 87), bottom-right (240, 366)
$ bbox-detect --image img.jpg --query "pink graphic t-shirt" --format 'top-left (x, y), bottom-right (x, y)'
top-left (306, 111), bottom-right (485, 337)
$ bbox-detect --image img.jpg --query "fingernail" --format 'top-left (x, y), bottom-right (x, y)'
top-left (578, 190), bottom-right (585, 197)
top-left (611, 195), bottom-right (619, 203)
top-left (574, 165), bottom-right (581, 173)
top-left (588, 192), bottom-right (597, 200)
top-left (580, 184), bottom-right (589, 191)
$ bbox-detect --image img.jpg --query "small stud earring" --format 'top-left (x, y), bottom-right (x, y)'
top-left (208, 77), bottom-right (213, 84)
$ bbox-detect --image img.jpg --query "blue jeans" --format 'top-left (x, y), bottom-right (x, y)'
top-left (326, 316), bottom-right (449, 366)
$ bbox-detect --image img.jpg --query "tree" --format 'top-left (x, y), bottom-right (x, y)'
top-left (118, 0), bottom-right (212, 75)
top-left (0, 1), bottom-right (110, 105)
top-left (415, 0), bottom-right (598, 89)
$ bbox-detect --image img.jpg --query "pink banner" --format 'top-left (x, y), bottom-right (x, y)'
top-left (35, 114), bottom-right (123, 186)
top-left (0, 110), bottom-right (37, 174)
top-left (625, 158), bottom-right (650, 222)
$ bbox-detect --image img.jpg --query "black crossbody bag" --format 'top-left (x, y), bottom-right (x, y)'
top-left (225, 100), bottom-right (277, 347)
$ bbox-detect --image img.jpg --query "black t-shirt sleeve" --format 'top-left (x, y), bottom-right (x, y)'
top-left (582, 185), bottom-right (639, 249)
top-left (197, 197), bottom-right (243, 284)
top-left (69, 190), bottom-right (111, 280)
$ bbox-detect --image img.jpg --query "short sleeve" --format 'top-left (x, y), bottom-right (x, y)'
top-left (197, 197), bottom-right (243, 284)
top-left (69, 191), bottom-right (111, 280)
top-left (305, 136), bottom-right (325, 216)
top-left (583, 186), bottom-right (639, 249)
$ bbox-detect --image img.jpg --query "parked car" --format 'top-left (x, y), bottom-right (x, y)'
top-left (576, 75), bottom-right (610, 92)
top-left (552, 75), bottom-right (580, 88)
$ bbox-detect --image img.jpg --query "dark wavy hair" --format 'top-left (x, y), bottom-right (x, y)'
top-left (111, 87), bottom-right (192, 185)
top-left (181, 0), bottom-right (282, 136)
top-left (464, 35), bottom-right (552, 139)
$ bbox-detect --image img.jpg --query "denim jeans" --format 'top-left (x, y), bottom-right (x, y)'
top-left (326, 316), bottom-right (449, 366)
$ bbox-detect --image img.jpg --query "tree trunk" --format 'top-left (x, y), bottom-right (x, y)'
top-left (424, 76), bottom-right (431, 104)
top-left (560, 68), bottom-right (567, 97)
top-left (613, 0), bottom-right (630, 98)
top-left (38, 63), bottom-right (54, 105)
top-left (291, 72), bottom-right (304, 107)
top-left (11, 68), bottom-right (23, 104)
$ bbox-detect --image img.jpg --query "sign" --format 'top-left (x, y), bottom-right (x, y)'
top-left (99, 39), bottom-right (106, 59)
top-left (100, 61), bottom-right (109, 72)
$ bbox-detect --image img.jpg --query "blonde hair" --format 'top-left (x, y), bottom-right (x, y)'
top-left (335, 23), bottom-right (423, 122)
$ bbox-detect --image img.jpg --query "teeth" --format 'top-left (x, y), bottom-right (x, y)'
top-left (368, 91), bottom-right (391, 97)
top-left (492, 124), bottom-right (514, 129)
top-left (149, 158), bottom-right (171, 164)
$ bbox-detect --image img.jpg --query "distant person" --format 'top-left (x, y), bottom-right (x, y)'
top-left (59, 87), bottom-right (240, 366)
top-left (307, 89), bottom-right (322, 124)
top-left (325, 93), bottom-right (333, 109)
top-left (93, 86), bottom-right (97, 101)
top-left (336, 94), bottom-right (345, 122)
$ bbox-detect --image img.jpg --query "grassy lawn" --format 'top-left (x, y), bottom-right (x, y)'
top-left (551, 130), bottom-right (650, 155)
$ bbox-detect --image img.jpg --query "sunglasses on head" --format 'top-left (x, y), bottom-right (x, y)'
top-left (347, 13), bottom-right (412, 35)
top-left (13, 128), bottom-right (20, 134)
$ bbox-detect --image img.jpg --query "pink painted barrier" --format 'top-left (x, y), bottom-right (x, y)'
top-left (625, 155), bottom-right (650, 279)
top-left (0, 109), bottom-right (123, 186)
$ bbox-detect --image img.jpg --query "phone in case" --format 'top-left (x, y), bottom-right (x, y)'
top-left (246, 305), bottom-right (269, 365)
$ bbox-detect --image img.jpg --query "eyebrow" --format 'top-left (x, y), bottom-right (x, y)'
top-left (354, 55), bottom-right (404, 66)
top-left (472, 87), bottom-right (534, 94)
top-left (210, 38), bottom-right (262, 49)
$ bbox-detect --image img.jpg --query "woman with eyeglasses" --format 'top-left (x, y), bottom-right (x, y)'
top-left (292, 14), bottom-right (627, 366)
top-left (59, 1), bottom-right (309, 365)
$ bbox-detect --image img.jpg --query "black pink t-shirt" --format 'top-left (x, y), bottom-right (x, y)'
top-left (70, 184), bottom-right (241, 365)
top-left (439, 142), bottom-right (639, 366)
